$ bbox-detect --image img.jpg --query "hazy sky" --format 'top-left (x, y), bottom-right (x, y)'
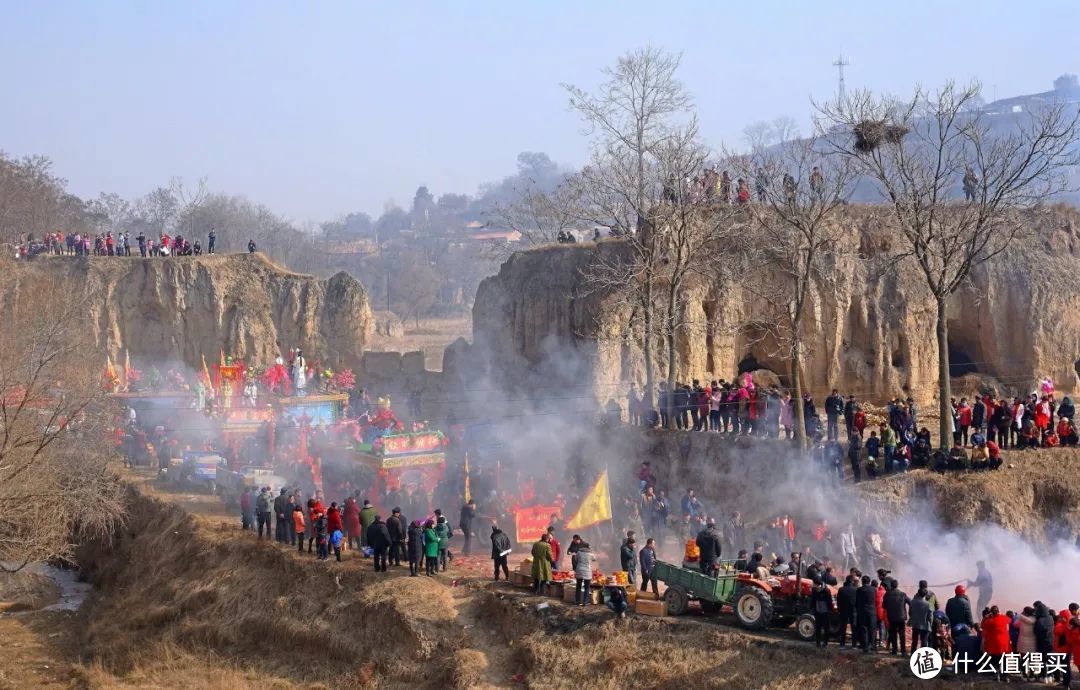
top-left (4, 1), bottom-right (1078, 221)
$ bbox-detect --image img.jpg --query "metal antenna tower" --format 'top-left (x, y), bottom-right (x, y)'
top-left (833, 54), bottom-right (850, 103)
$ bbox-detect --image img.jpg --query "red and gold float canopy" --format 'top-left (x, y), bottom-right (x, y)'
top-left (380, 432), bottom-right (444, 456)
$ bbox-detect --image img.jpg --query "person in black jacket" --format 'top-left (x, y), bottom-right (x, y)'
top-left (406, 521), bottom-right (424, 576)
top-left (883, 579), bottom-right (911, 655)
top-left (1032, 601), bottom-right (1055, 657)
top-left (811, 580), bottom-right (834, 647)
top-left (945, 586), bottom-right (975, 629)
top-left (825, 390), bottom-right (844, 441)
top-left (844, 396), bottom-right (858, 437)
top-left (837, 575), bottom-right (858, 647)
top-left (273, 488), bottom-right (289, 543)
top-left (459, 500), bottom-right (477, 556)
top-left (855, 576), bottom-right (878, 653)
top-left (619, 537), bottom-right (637, 584)
top-left (490, 525), bottom-right (512, 581)
top-left (972, 398), bottom-right (986, 433)
top-left (366, 515), bottom-right (392, 572)
top-left (695, 520), bottom-right (723, 575)
top-left (386, 508), bottom-right (406, 566)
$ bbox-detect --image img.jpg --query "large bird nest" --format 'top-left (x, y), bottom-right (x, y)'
top-left (853, 120), bottom-right (910, 152)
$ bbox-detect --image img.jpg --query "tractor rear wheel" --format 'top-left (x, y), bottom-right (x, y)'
top-left (733, 586), bottom-right (773, 630)
top-left (796, 613), bottom-right (817, 641)
top-left (664, 585), bottom-right (689, 616)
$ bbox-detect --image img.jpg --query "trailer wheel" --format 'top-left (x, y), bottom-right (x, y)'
top-left (733, 586), bottom-right (773, 630)
top-left (796, 613), bottom-right (817, 641)
top-left (664, 585), bottom-right (689, 616)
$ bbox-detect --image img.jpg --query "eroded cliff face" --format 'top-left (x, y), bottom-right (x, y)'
top-left (3, 254), bottom-right (373, 370)
top-left (466, 207), bottom-right (1080, 406)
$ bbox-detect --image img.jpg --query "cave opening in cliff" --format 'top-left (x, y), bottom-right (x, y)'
top-left (737, 354), bottom-right (762, 374)
top-left (947, 339), bottom-right (978, 377)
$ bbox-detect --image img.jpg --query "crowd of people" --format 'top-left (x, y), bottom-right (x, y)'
top-left (243, 486), bottom-right (461, 576)
top-left (14, 229), bottom-right (259, 258)
top-left (622, 377), bottom-right (1078, 483)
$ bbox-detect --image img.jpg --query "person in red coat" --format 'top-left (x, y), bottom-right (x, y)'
top-left (344, 496), bottom-right (362, 550)
top-left (875, 580), bottom-right (887, 649)
top-left (546, 526), bottom-right (561, 570)
top-left (981, 607), bottom-right (1012, 679)
top-left (326, 502), bottom-right (343, 535)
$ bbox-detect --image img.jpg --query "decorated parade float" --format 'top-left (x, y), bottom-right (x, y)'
top-left (343, 396), bottom-right (448, 497)
top-left (106, 348), bottom-right (449, 502)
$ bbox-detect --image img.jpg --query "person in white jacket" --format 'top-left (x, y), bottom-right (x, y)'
top-left (841, 523), bottom-right (858, 571)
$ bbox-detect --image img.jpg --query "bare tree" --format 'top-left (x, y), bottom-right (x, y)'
top-left (564, 46), bottom-right (693, 409)
top-left (742, 116), bottom-right (802, 152)
top-left (729, 136), bottom-right (858, 448)
top-left (172, 176), bottom-right (209, 239)
top-left (494, 179), bottom-right (584, 247)
top-left (0, 269), bottom-right (124, 571)
top-left (653, 122), bottom-right (743, 427)
top-left (818, 81), bottom-right (1080, 447)
top-left (135, 187), bottom-right (178, 237)
top-left (88, 192), bottom-right (132, 235)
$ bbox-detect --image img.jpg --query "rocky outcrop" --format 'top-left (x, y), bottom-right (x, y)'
top-left (3, 254), bottom-right (373, 370)
top-left (466, 206), bottom-right (1080, 405)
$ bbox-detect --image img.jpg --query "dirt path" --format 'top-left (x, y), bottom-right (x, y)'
top-left (0, 610), bottom-right (77, 690)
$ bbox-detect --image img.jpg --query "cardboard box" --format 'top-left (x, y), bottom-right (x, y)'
top-left (635, 598), bottom-right (667, 616)
top-left (636, 590), bottom-right (659, 601)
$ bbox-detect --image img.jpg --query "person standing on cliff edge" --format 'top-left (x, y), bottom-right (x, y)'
top-left (207, 228), bottom-right (216, 254)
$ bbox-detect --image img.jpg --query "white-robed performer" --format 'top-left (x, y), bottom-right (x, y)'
top-left (293, 349), bottom-right (307, 395)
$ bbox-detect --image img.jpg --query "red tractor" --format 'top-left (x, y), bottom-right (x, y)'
top-left (652, 560), bottom-right (841, 641)
top-left (730, 572), bottom-right (842, 641)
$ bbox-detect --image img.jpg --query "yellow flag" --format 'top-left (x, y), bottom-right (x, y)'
top-left (202, 354), bottom-right (213, 389)
top-left (463, 453), bottom-right (472, 504)
top-left (564, 470), bottom-right (612, 530)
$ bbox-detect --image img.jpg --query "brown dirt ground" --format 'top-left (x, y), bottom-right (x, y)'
top-left (3, 461), bottom-right (1070, 689)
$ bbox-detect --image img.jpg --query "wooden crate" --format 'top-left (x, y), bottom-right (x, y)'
top-left (635, 598), bottom-right (667, 616)
top-left (563, 583), bottom-right (577, 603)
top-left (636, 590), bottom-right (660, 601)
top-left (562, 584), bottom-right (602, 604)
top-left (512, 572), bottom-right (532, 588)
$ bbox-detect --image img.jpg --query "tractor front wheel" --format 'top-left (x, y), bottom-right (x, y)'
top-left (795, 613), bottom-right (817, 641)
top-left (733, 586), bottom-right (773, 630)
top-left (664, 585), bottom-right (689, 616)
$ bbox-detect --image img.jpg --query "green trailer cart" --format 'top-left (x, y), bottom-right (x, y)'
top-left (651, 559), bottom-right (839, 641)
top-left (650, 559), bottom-right (739, 616)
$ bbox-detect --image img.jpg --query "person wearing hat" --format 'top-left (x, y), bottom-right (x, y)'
top-left (946, 585), bottom-right (975, 629)
top-left (459, 499), bottom-right (477, 556)
top-left (366, 514), bottom-right (392, 572)
top-left (359, 499), bottom-right (376, 550)
top-left (387, 507), bottom-right (406, 566)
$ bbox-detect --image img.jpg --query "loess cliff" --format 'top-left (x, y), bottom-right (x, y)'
top-left (0, 253), bottom-right (374, 370)
top-left (466, 206), bottom-right (1080, 406)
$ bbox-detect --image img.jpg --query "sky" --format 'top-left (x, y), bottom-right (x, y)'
top-left (3, 1), bottom-right (1079, 222)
